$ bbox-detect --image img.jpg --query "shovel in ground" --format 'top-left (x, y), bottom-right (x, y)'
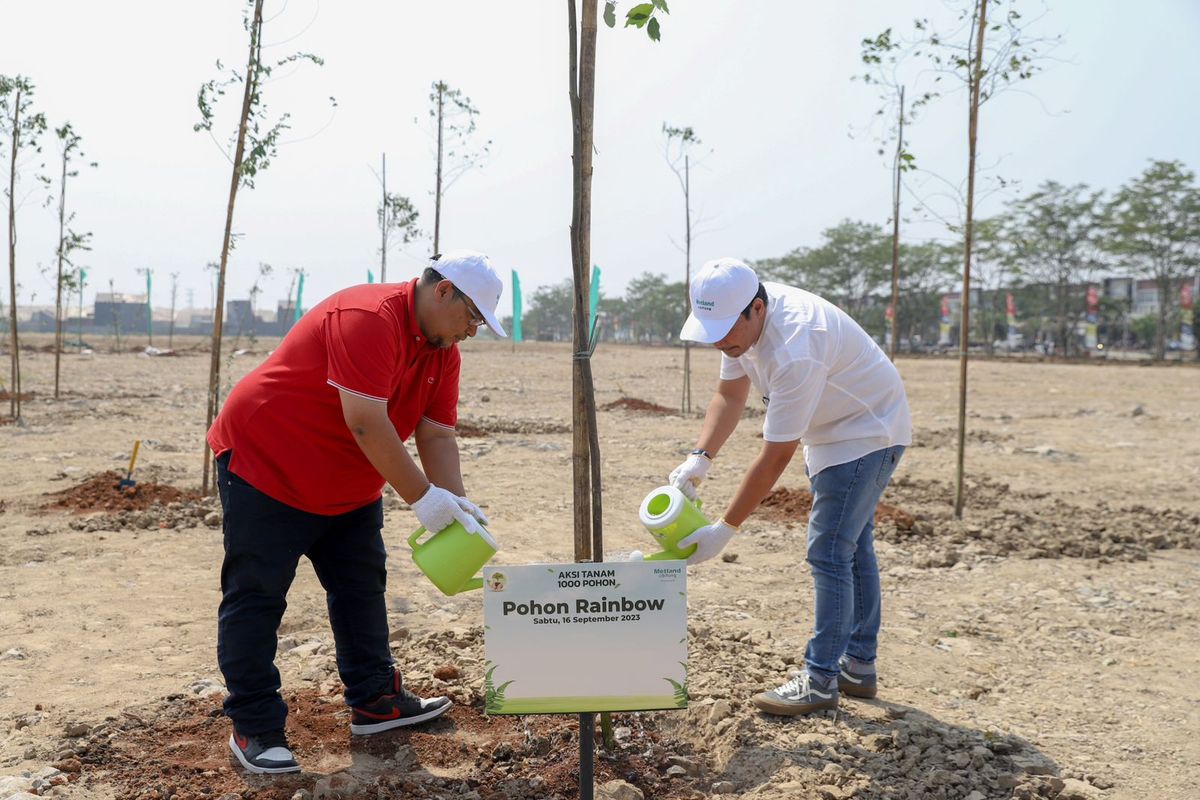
top-left (119, 440), bottom-right (142, 490)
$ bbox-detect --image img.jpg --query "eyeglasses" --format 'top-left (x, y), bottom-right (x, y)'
top-left (454, 290), bottom-right (487, 327)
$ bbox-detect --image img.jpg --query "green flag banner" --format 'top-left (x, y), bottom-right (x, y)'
top-left (367, 270), bottom-right (375, 284)
top-left (588, 265), bottom-right (601, 338)
top-left (145, 270), bottom-right (153, 340)
top-left (511, 269), bottom-right (523, 343)
top-left (78, 269), bottom-right (87, 329)
top-left (294, 273), bottom-right (305, 323)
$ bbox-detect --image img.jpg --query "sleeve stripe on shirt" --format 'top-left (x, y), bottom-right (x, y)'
top-left (326, 379), bottom-right (388, 403)
top-left (422, 415), bottom-right (456, 432)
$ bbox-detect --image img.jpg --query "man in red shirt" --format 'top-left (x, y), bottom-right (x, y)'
top-left (208, 250), bottom-right (506, 774)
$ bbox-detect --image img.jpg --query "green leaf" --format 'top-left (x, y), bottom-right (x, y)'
top-left (625, 3), bottom-right (653, 27)
top-left (603, 2), bottom-right (616, 28)
top-left (648, 17), bottom-right (661, 41)
top-left (652, 0), bottom-right (669, 12)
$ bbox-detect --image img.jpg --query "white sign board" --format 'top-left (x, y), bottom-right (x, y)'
top-left (482, 561), bottom-right (688, 714)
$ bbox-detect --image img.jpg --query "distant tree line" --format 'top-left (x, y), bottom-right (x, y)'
top-left (516, 160), bottom-right (1199, 359)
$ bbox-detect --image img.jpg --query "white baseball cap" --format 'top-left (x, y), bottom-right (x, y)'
top-left (679, 258), bottom-right (760, 343)
top-left (432, 249), bottom-right (508, 338)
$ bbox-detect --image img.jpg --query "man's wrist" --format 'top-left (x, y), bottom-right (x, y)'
top-left (691, 448), bottom-right (713, 461)
top-left (717, 517), bottom-right (741, 533)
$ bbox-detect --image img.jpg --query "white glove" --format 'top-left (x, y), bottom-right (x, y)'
top-left (455, 494), bottom-right (490, 527)
top-left (411, 485), bottom-right (482, 534)
top-left (678, 519), bottom-right (738, 565)
top-left (668, 453), bottom-right (712, 501)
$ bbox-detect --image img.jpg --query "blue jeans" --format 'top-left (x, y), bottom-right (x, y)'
top-left (215, 452), bottom-right (395, 734)
top-left (803, 445), bottom-right (905, 684)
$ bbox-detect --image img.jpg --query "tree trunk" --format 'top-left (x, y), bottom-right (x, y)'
top-left (434, 86), bottom-right (444, 254)
top-left (889, 87), bottom-right (904, 361)
top-left (954, 0), bottom-right (987, 519)
top-left (202, 0), bottom-right (264, 494)
top-left (569, 1), bottom-right (607, 786)
top-left (77, 277), bottom-right (84, 353)
top-left (682, 153), bottom-right (691, 413)
top-left (7, 87), bottom-right (22, 419)
top-left (1057, 277), bottom-right (1068, 357)
top-left (1156, 274), bottom-right (1168, 361)
top-left (54, 146), bottom-right (67, 399)
top-left (567, 0), bottom-right (603, 563)
top-left (380, 152), bottom-right (388, 282)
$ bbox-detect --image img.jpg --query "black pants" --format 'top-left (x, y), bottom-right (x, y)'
top-left (216, 452), bottom-right (394, 734)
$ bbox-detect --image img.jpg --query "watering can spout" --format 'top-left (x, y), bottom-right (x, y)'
top-left (457, 575), bottom-right (485, 594)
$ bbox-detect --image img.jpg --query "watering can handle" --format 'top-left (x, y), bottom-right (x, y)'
top-left (407, 527), bottom-right (429, 551)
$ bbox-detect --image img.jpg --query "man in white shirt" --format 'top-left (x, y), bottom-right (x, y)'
top-left (668, 257), bottom-right (911, 716)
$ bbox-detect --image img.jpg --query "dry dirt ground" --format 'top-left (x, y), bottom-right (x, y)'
top-left (1, 339), bottom-right (1197, 800)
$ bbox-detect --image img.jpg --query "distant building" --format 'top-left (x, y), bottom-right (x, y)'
top-left (94, 293), bottom-right (149, 334)
top-left (226, 299), bottom-right (257, 334)
top-left (1103, 277), bottom-right (1134, 307)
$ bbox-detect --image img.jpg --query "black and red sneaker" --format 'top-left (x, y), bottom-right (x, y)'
top-left (228, 727), bottom-right (301, 774)
top-left (350, 672), bottom-right (451, 735)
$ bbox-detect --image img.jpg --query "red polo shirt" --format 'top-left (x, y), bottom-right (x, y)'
top-left (208, 279), bottom-right (460, 515)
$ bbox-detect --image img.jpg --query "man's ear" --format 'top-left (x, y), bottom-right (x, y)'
top-left (436, 280), bottom-right (455, 303)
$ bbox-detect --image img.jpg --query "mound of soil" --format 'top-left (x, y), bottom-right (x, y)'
top-left (912, 427), bottom-right (1013, 448)
top-left (600, 397), bottom-right (676, 415)
top-left (456, 420), bottom-right (489, 438)
top-left (0, 390), bottom-right (36, 401)
top-left (758, 487), bottom-right (916, 533)
top-left (460, 415), bottom-right (570, 435)
top-left (666, 619), bottom-right (1099, 800)
top-left (63, 496), bottom-right (222, 532)
top-left (42, 471), bottom-right (201, 514)
top-left (72, 690), bottom-right (705, 800)
top-left (880, 476), bottom-right (1199, 566)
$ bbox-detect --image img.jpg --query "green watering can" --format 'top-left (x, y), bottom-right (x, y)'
top-left (638, 485), bottom-right (711, 562)
top-left (408, 519), bottom-right (499, 596)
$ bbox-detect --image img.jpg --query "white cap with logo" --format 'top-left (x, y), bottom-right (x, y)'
top-left (432, 249), bottom-right (508, 338)
top-left (679, 257), bottom-right (760, 343)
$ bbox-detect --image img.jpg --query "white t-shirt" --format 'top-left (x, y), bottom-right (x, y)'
top-left (720, 282), bottom-right (912, 477)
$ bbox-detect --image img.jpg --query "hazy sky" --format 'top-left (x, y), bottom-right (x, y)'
top-left (4, 0), bottom-right (1199, 313)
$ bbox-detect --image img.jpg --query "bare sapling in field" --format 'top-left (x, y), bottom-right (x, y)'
top-left (1, 74), bottom-right (48, 420)
top-left (662, 122), bottom-right (713, 413)
top-left (374, 152), bottom-right (421, 283)
top-left (193, 0), bottom-right (331, 493)
top-left (50, 122), bottom-right (95, 398)
top-left (860, 0), bottom-right (1061, 517)
top-left (423, 81), bottom-right (490, 254)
